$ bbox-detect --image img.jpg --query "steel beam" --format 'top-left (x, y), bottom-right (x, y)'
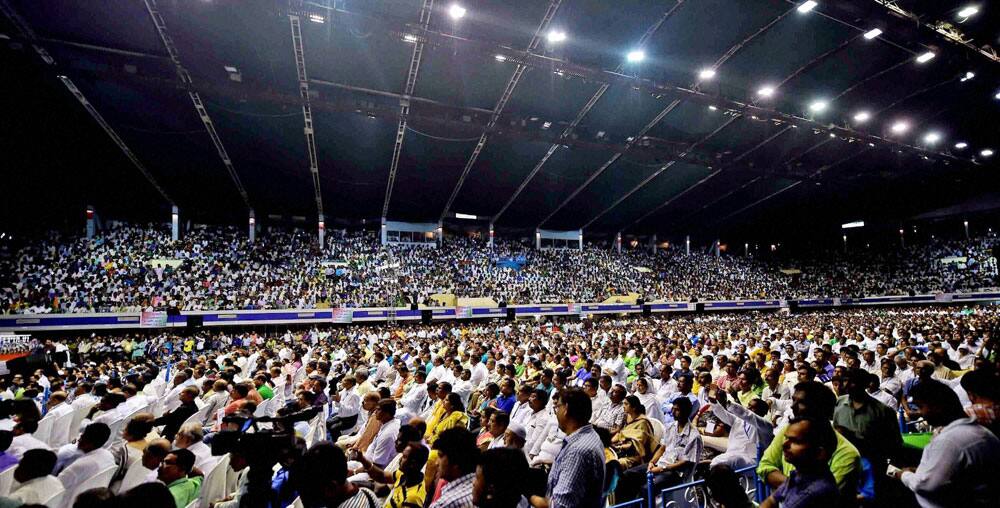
top-left (438, 0), bottom-right (562, 222)
top-left (382, 0), bottom-right (434, 219)
top-left (289, 14), bottom-right (325, 219)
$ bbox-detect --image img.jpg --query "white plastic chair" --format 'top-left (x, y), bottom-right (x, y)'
top-left (103, 418), bottom-right (127, 449)
top-left (649, 417), bottom-right (665, 445)
top-left (34, 415), bottom-right (55, 445)
top-left (39, 487), bottom-right (65, 508)
top-left (182, 404), bottom-right (212, 428)
top-left (64, 465), bottom-right (116, 508)
top-left (0, 466), bottom-right (15, 497)
top-left (198, 454), bottom-right (231, 508)
top-left (48, 411), bottom-right (76, 448)
top-left (68, 404), bottom-right (96, 442)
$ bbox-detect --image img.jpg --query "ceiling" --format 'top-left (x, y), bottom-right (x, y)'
top-left (2, 0), bottom-right (999, 242)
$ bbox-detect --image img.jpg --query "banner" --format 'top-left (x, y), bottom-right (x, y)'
top-left (0, 335), bottom-right (31, 362)
top-left (332, 308), bottom-right (353, 324)
top-left (568, 303), bottom-right (586, 317)
top-left (455, 306), bottom-right (473, 319)
top-left (140, 311), bottom-right (169, 328)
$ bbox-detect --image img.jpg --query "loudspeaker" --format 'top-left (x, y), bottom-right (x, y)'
top-left (637, 298), bottom-right (645, 306)
top-left (186, 315), bottom-right (204, 329)
top-left (410, 303), bottom-right (418, 311)
top-left (421, 309), bottom-right (433, 324)
top-left (787, 300), bottom-right (799, 313)
top-left (695, 303), bottom-right (705, 314)
top-left (506, 308), bottom-right (516, 321)
top-left (642, 304), bottom-right (651, 316)
top-left (992, 245), bottom-right (1000, 259)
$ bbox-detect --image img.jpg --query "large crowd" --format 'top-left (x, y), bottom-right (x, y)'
top-left (0, 305), bottom-right (997, 507)
top-left (2, 223), bottom-right (998, 315)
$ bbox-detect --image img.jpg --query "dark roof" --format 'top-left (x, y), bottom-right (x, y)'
top-left (2, 0), bottom-right (998, 241)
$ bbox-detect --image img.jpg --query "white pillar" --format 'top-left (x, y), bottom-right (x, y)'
top-left (899, 228), bottom-right (904, 248)
top-left (843, 234), bottom-right (848, 253)
top-left (489, 223), bottom-right (494, 248)
top-left (381, 217), bottom-right (387, 245)
top-left (248, 211), bottom-right (256, 243)
top-left (964, 220), bottom-right (970, 239)
top-left (744, 242), bottom-right (749, 256)
top-left (615, 232), bottom-right (622, 253)
top-left (578, 230), bottom-right (583, 251)
top-left (685, 235), bottom-right (690, 255)
top-left (650, 234), bottom-right (657, 255)
top-left (535, 229), bottom-right (541, 250)
top-left (714, 239), bottom-right (720, 257)
top-left (437, 221), bottom-right (443, 247)
top-left (171, 206), bottom-right (179, 241)
top-left (86, 206), bottom-right (95, 239)
top-left (318, 215), bottom-right (325, 249)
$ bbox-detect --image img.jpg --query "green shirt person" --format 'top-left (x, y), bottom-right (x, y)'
top-left (256, 377), bottom-right (275, 400)
top-left (757, 381), bottom-right (861, 495)
top-left (158, 448), bottom-right (203, 508)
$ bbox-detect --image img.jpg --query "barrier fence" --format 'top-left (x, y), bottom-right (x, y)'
top-left (2, 290), bottom-right (999, 332)
top-left (610, 465), bottom-right (763, 508)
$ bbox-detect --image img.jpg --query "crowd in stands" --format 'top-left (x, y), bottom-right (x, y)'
top-left (0, 305), bottom-right (996, 507)
top-left (1, 223), bottom-right (998, 314)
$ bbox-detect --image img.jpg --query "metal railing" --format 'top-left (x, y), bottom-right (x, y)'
top-left (610, 464), bottom-right (764, 508)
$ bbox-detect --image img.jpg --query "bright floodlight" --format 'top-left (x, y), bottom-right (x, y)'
top-left (494, 54), bottom-right (506, 62)
top-left (809, 100), bottom-right (828, 112)
top-left (982, 149), bottom-right (995, 157)
top-left (923, 132), bottom-right (941, 144)
top-left (708, 105), bottom-right (718, 111)
top-left (995, 91), bottom-right (1000, 100)
top-left (626, 50), bottom-right (645, 63)
top-left (955, 142), bottom-right (968, 149)
top-left (890, 121), bottom-right (909, 134)
top-left (448, 4), bottom-right (466, 19)
top-left (863, 28), bottom-right (882, 39)
top-left (797, 1), bottom-right (818, 13)
top-left (961, 71), bottom-right (975, 81)
top-left (958, 6), bottom-right (979, 19)
top-left (403, 34), bottom-right (418, 43)
top-left (547, 30), bottom-right (567, 43)
top-left (698, 68), bottom-right (716, 80)
top-left (853, 111), bottom-right (871, 123)
top-left (916, 51), bottom-right (935, 64)
top-left (308, 13), bottom-right (325, 23)
top-left (757, 86), bottom-right (775, 97)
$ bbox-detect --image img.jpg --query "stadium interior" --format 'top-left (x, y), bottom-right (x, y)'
top-left (2, 1), bottom-right (1000, 508)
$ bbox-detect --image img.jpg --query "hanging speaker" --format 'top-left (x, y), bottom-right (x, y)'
top-left (421, 309), bottom-right (433, 324)
top-left (506, 308), bottom-right (516, 321)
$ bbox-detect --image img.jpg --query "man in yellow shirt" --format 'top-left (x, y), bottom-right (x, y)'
top-left (757, 381), bottom-right (861, 495)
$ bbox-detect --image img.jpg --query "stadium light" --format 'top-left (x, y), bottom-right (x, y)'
top-left (455, 213), bottom-right (477, 220)
top-left (955, 142), bottom-right (968, 149)
top-left (923, 132), bottom-right (941, 144)
top-left (890, 121), bottom-right (909, 134)
top-left (403, 34), bottom-right (418, 43)
top-left (448, 4), bottom-right (466, 19)
top-left (797, 1), bottom-right (818, 14)
top-left (494, 54), bottom-right (506, 62)
top-left (982, 149), bottom-right (995, 157)
top-left (960, 71), bottom-right (975, 82)
top-left (863, 28), bottom-right (882, 40)
top-left (808, 100), bottom-right (828, 113)
top-left (698, 68), bottom-right (716, 80)
top-left (708, 105), bottom-right (718, 111)
top-left (853, 111), bottom-right (871, 123)
top-left (626, 50), bottom-right (645, 63)
top-left (957, 6), bottom-right (979, 19)
top-left (547, 30), bottom-right (567, 43)
top-left (308, 13), bottom-right (325, 23)
top-left (757, 85), bottom-right (775, 97)
top-left (842, 221), bottom-right (864, 229)
top-left (994, 91), bottom-right (1000, 100)
top-left (915, 51), bottom-right (935, 64)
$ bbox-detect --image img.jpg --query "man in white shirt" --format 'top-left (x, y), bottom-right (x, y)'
top-left (57, 423), bottom-right (115, 497)
top-left (399, 369), bottom-right (428, 419)
top-left (523, 389), bottom-right (550, 453)
top-left (364, 399), bottom-right (401, 468)
top-left (8, 448), bottom-right (63, 505)
top-left (708, 389), bottom-right (774, 469)
top-left (328, 376), bottom-right (362, 439)
top-left (509, 384), bottom-right (534, 426)
top-left (9, 420), bottom-right (50, 459)
top-left (174, 422), bottom-right (215, 472)
top-left (890, 379), bottom-right (1000, 507)
top-left (43, 391), bottom-right (76, 448)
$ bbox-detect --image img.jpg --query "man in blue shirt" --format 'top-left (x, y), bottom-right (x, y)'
top-left (542, 388), bottom-right (604, 508)
top-left (492, 378), bottom-right (516, 414)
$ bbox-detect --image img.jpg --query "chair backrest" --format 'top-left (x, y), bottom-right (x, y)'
top-left (48, 411), bottom-right (76, 448)
top-left (68, 404), bottom-right (95, 442)
top-left (34, 415), bottom-right (56, 445)
top-left (184, 500), bottom-right (199, 508)
top-left (39, 487), bottom-right (65, 508)
top-left (0, 466), bottom-right (15, 497)
top-left (199, 454), bottom-right (231, 507)
top-left (65, 465), bottom-right (116, 508)
top-left (649, 417), bottom-right (665, 445)
top-left (103, 418), bottom-right (127, 449)
top-left (183, 404), bottom-right (212, 428)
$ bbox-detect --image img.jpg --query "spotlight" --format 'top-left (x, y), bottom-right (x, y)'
top-left (403, 34), bottom-right (418, 43)
top-left (308, 13), bottom-right (325, 23)
top-left (923, 132), bottom-right (941, 144)
top-left (626, 50), bottom-right (645, 63)
top-left (494, 54), bottom-right (506, 62)
top-left (960, 71), bottom-right (975, 82)
top-left (547, 30), bottom-right (567, 43)
top-left (698, 68), bottom-right (716, 80)
top-left (994, 91), bottom-right (1000, 100)
top-left (890, 121), bottom-right (909, 134)
top-left (829, 133), bottom-right (836, 138)
top-left (797, 1), bottom-right (818, 13)
top-left (853, 111), bottom-right (871, 123)
top-left (916, 51), bottom-right (935, 64)
top-left (982, 149), bottom-right (994, 157)
top-left (863, 28), bottom-right (882, 39)
top-left (448, 4), bottom-right (466, 19)
top-left (808, 100), bottom-right (828, 113)
top-left (757, 86), bottom-right (775, 97)
top-left (955, 142), bottom-right (968, 149)
top-left (957, 6), bottom-right (979, 19)
top-left (708, 105), bottom-right (718, 111)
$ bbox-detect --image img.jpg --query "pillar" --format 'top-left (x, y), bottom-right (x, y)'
top-left (714, 239), bottom-right (720, 257)
top-left (437, 221), bottom-right (443, 247)
top-left (488, 223), bottom-right (494, 248)
top-left (171, 206), bottom-right (179, 241)
top-left (248, 211), bottom-right (256, 243)
top-left (86, 206), bottom-right (95, 239)
top-left (650, 234), bottom-right (657, 255)
top-left (615, 232), bottom-right (622, 253)
top-left (578, 230), bottom-right (583, 251)
top-left (381, 217), bottom-right (387, 245)
top-left (685, 235), bottom-right (690, 255)
top-left (964, 220), bottom-right (970, 239)
top-left (899, 228), bottom-right (904, 248)
top-left (318, 215), bottom-right (325, 249)
top-left (535, 229), bottom-right (541, 249)
top-left (843, 234), bottom-right (848, 253)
